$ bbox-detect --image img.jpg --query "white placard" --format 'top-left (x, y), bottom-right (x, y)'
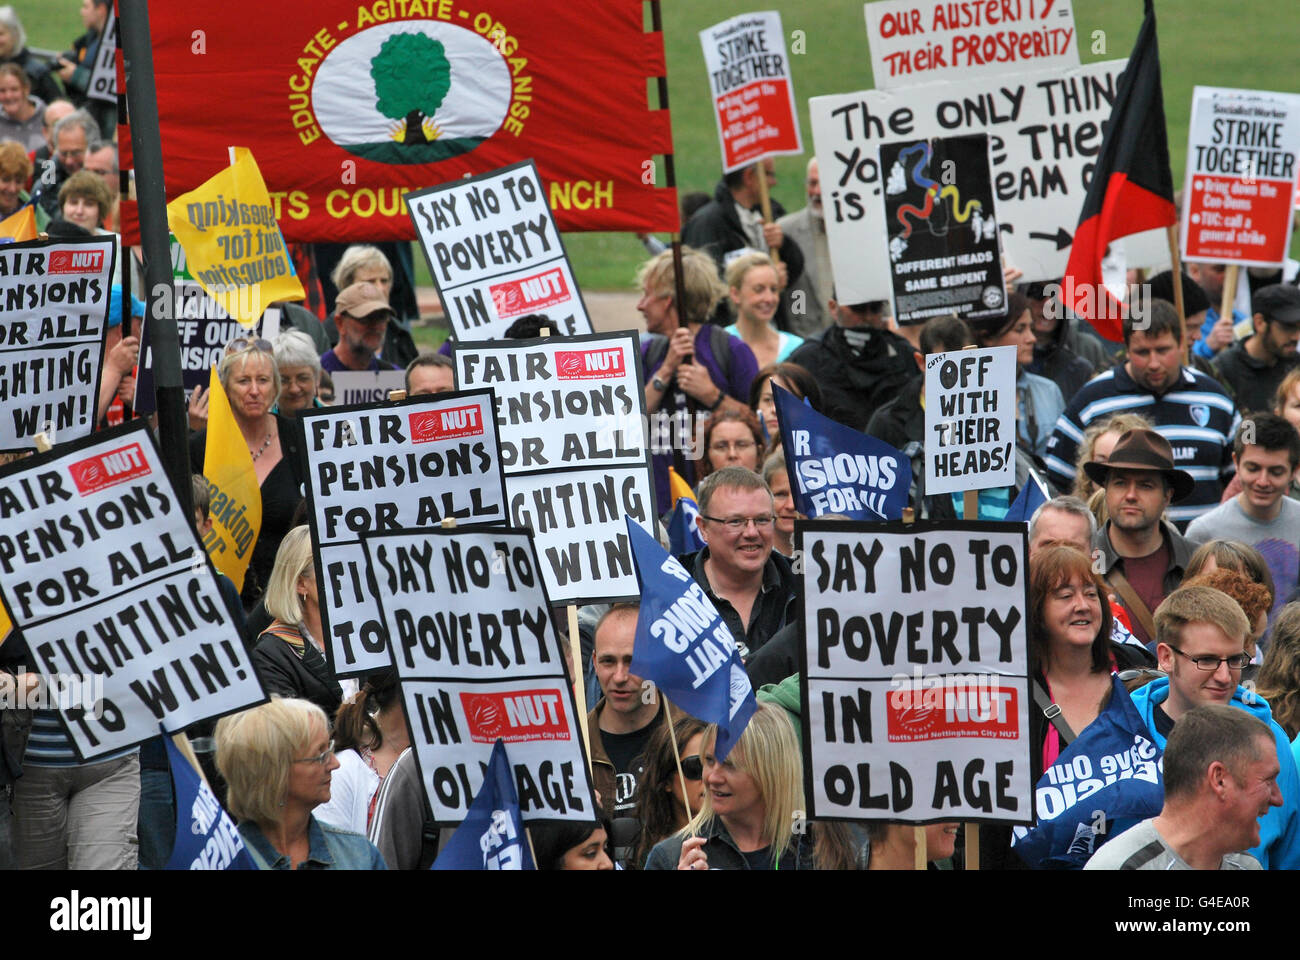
top-left (924, 345), bottom-right (1017, 495)
top-left (0, 237), bottom-right (115, 452)
top-left (0, 423), bottom-right (265, 758)
top-left (299, 391), bottom-right (508, 675)
top-left (329, 369), bottom-right (408, 407)
top-left (362, 527), bottom-right (595, 824)
top-left (408, 160), bottom-right (593, 342)
top-left (87, 10), bottom-right (118, 104)
top-left (864, 0), bottom-right (1078, 90)
top-left (800, 521), bottom-right (1031, 824)
top-left (810, 59), bottom-right (1169, 303)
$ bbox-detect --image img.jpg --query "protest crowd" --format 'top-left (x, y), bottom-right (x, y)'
top-left (1, 0), bottom-right (1300, 882)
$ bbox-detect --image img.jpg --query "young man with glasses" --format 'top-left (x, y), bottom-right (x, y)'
top-left (681, 466), bottom-right (800, 660)
top-left (1126, 585), bottom-right (1300, 868)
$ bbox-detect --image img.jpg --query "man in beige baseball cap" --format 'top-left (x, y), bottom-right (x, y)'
top-left (321, 281), bottom-right (399, 373)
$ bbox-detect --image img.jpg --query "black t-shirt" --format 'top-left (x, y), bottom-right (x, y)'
top-left (1153, 703), bottom-right (1175, 739)
top-left (602, 724), bottom-right (656, 814)
top-left (740, 846), bottom-right (774, 870)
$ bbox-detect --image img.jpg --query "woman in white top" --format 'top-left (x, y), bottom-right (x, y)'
top-left (724, 252), bottom-right (803, 370)
top-left (315, 670), bottom-right (409, 835)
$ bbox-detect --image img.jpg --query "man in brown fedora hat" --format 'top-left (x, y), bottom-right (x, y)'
top-left (1087, 428), bottom-right (1196, 649)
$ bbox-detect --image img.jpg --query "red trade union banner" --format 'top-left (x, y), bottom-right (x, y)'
top-left (1180, 86), bottom-right (1300, 267)
top-left (699, 11), bottom-right (803, 173)
top-left (137, 0), bottom-right (678, 243)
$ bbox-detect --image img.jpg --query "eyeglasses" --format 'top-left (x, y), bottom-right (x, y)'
top-left (700, 514), bottom-right (774, 530)
top-left (1168, 645), bottom-right (1250, 672)
top-left (294, 740), bottom-right (335, 765)
top-left (224, 337), bottom-right (273, 356)
top-left (680, 755), bottom-right (703, 780)
top-left (709, 439), bottom-right (756, 454)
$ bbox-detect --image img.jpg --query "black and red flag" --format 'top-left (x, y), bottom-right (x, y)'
top-left (1061, 0), bottom-right (1176, 341)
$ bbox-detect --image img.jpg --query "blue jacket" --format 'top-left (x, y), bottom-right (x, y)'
top-left (1018, 369), bottom-right (1065, 460)
top-left (238, 815), bottom-right (387, 870)
top-left (1130, 678), bottom-right (1300, 869)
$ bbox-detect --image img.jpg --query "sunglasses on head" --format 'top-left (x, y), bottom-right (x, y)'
top-left (680, 755), bottom-right (703, 780)
top-left (224, 337), bottom-right (273, 356)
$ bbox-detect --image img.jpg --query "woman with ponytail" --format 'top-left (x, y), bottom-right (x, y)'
top-left (315, 670), bottom-right (410, 835)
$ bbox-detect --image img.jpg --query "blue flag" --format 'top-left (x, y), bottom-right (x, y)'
top-left (625, 517), bottom-right (756, 761)
top-left (667, 496), bottom-right (706, 555)
top-left (1004, 467), bottom-right (1050, 523)
top-left (163, 736), bottom-right (256, 870)
top-left (773, 383), bottom-right (910, 521)
top-left (1011, 675), bottom-right (1164, 868)
top-left (432, 740), bottom-right (536, 870)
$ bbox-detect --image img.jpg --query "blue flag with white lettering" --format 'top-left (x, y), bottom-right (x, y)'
top-left (773, 383), bottom-right (910, 521)
top-left (1004, 468), bottom-right (1050, 523)
top-left (1011, 675), bottom-right (1164, 869)
top-left (667, 496), bottom-right (706, 555)
top-left (163, 736), bottom-right (256, 870)
top-left (626, 517), bottom-right (756, 762)
top-left (432, 739), bottom-right (536, 870)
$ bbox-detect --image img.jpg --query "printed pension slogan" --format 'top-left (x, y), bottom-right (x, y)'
top-left (409, 160), bottom-right (592, 342)
top-left (361, 527), bottom-right (594, 823)
top-left (299, 391), bottom-right (508, 675)
top-left (456, 332), bottom-right (657, 606)
top-left (924, 344), bottom-right (1016, 496)
top-left (0, 236), bottom-right (115, 451)
top-left (799, 520), bottom-right (1031, 823)
top-left (0, 423), bottom-right (264, 758)
top-left (810, 59), bottom-right (1170, 303)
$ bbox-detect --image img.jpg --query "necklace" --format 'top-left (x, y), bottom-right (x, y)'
top-left (250, 430), bottom-right (276, 461)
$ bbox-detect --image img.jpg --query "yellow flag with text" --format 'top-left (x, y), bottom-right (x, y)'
top-left (0, 204), bottom-right (37, 243)
top-left (202, 366), bottom-right (261, 590)
top-left (166, 147), bottom-right (304, 326)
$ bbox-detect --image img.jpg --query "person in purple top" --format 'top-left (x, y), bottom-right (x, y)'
top-left (637, 247), bottom-right (759, 514)
top-left (320, 282), bottom-right (400, 373)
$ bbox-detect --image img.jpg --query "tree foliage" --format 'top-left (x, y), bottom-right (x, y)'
top-left (370, 33), bottom-right (452, 120)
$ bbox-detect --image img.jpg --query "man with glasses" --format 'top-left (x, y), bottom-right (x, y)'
top-left (32, 109), bottom-right (100, 221)
top-left (1126, 585), bottom-right (1300, 868)
top-left (681, 466), bottom-right (800, 660)
top-left (321, 281), bottom-right (400, 373)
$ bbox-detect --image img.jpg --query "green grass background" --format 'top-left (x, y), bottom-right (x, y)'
top-left (24, 0), bottom-right (1300, 295)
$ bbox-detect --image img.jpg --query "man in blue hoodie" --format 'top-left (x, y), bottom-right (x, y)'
top-left (1130, 584), bottom-right (1300, 868)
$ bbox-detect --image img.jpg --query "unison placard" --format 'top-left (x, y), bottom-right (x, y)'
top-left (0, 422), bottom-right (265, 758)
top-left (299, 391), bottom-right (508, 675)
top-left (799, 520), bottom-right (1031, 824)
top-left (361, 526), bottom-right (595, 824)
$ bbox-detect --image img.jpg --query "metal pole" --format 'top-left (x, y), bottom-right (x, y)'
top-left (119, 0), bottom-right (192, 519)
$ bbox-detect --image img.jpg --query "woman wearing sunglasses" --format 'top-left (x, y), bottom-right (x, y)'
top-left (189, 337), bottom-right (306, 608)
top-left (645, 703), bottom-right (812, 870)
top-left (634, 714), bottom-right (707, 867)
top-left (215, 697), bottom-right (385, 870)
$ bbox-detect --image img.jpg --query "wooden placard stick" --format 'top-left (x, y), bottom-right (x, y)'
top-left (755, 167), bottom-right (781, 268)
top-left (1165, 225), bottom-right (1189, 364)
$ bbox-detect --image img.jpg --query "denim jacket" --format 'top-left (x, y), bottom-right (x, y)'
top-left (238, 815), bottom-right (387, 870)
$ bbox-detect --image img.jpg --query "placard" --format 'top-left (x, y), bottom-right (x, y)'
top-left (299, 391), bottom-right (509, 675)
top-left (0, 422), bottom-right (265, 759)
top-left (361, 526), bottom-right (596, 824)
top-left (924, 345), bottom-right (1017, 495)
top-left (455, 331), bottom-right (657, 605)
top-left (810, 59), bottom-right (1169, 303)
top-left (864, 0), bottom-right (1078, 90)
top-left (880, 132), bottom-right (1006, 325)
top-left (408, 160), bottom-right (593, 342)
top-left (0, 236), bottom-right (115, 452)
top-left (799, 520), bottom-right (1031, 824)
top-left (329, 369), bottom-right (408, 406)
top-left (87, 9), bottom-right (118, 104)
top-left (1181, 86), bottom-right (1300, 266)
top-left (699, 11), bottom-right (803, 173)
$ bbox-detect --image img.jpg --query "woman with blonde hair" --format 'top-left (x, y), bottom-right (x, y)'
top-left (724, 252), bottom-right (802, 370)
top-left (215, 697), bottom-right (385, 870)
top-left (644, 703), bottom-right (812, 870)
top-left (1072, 411), bottom-right (1155, 501)
top-left (251, 526), bottom-right (343, 719)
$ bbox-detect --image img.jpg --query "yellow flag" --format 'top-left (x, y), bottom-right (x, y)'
top-left (0, 607), bottom-right (10, 648)
top-left (668, 466), bottom-right (696, 508)
top-left (202, 366), bottom-right (261, 590)
top-left (0, 204), bottom-right (36, 242)
top-left (166, 147), bottom-right (304, 326)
